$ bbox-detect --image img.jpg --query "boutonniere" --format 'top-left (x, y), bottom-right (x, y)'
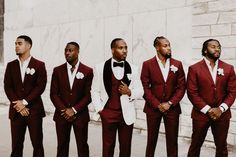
top-left (126, 73), bottom-right (132, 80)
top-left (26, 67), bottom-right (35, 75)
top-left (170, 65), bottom-right (178, 73)
top-left (217, 68), bottom-right (224, 76)
top-left (76, 72), bottom-right (84, 79)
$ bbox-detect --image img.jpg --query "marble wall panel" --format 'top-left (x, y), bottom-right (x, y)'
top-left (33, 0), bottom-right (70, 26)
top-left (132, 10), bottom-right (166, 67)
top-left (69, 0), bottom-right (118, 21)
top-left (167, 7), bottom-right (192, 66)
top-left (80, 19), bottom-right (104, 67)
top-left (104, 15), bottom-right (133, 62)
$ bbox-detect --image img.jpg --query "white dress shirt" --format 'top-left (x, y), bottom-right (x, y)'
top-left (67, 61), bottom-right (80, 114)
top-left (67, 61), bottom-right (80, 89)
top-left (156, 55), bottom-right (170, 82)
top-left (18, 56), bottom-right (32, 106)
top-left (111, 58), bottom-right (124, 80)
top-left (18, 56), bottom-right (32, 83)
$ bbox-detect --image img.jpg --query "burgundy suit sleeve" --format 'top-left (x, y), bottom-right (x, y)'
top-left (187, 66), bottom-right (208, 110)
top-left (73, 69), bottom-right (93, 113)
top-left (24, 63), bottom-right (47, 104)
top-left (50, 69), bottom-right (66, 111)
top-left (169, 62), bottom-right (186, 106)
top-left (4, 63), bottom-right (19, 103)
top-left (141, 62), bottom-right (160, 109)
top-left (223, 66), bottom-right (236, 107)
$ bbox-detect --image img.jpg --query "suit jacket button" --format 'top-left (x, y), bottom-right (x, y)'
top-left (70, 93), bottom-right (72, 95)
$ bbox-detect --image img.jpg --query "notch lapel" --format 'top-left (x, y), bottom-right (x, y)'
top-left (152, 57), bottom-right (165, 83)
top-left (201, 60), bottom-right (215, 85)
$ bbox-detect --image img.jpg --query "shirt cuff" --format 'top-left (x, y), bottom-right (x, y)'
top-left (72, 107), bottom-right (77, 114)
top-left (220, 103), bottom-right (228, 112)
top-left (200, 105), bottom-right (211, 114)
top-left (22, 99), bottom-right (28, 106)
top-left (168, 101), bottom-right (173, 106)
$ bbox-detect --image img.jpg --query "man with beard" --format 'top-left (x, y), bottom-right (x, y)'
top-left (4, 35), bottom-right (47, 157)
top-left (91, 38), bottom-right (143, 157)
top-left (141, 36), bottom-right (186, 157)
top-left (187, 39), bottom-right (236, 157)
top-left (50, 42), bottom-right (93, 157)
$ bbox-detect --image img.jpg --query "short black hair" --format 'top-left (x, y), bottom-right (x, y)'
top-left (153, 36), bottom-right (166, 47)
top-left (17, 35), bottom-right (33, 46)
top-left (110, 38), bottom-right (123, 49)
top-left (67, 41), bottom-right (80, 49)
top-left (201, 39), bottom-right (221, 56)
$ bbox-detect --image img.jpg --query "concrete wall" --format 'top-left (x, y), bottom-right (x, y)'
top-left (1, 0), bottom-right (235, 147)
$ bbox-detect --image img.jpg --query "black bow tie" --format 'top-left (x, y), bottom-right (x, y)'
top-left (113, 62), bottom-right (124, 67)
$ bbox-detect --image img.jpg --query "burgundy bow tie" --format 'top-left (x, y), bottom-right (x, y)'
top-left (113, 62), bottom-right (124, 67)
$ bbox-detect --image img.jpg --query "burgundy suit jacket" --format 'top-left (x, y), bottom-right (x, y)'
top-left (50, 62), bottom-right (93, 123)
top-left (4, 57), bottom-right (47, 120)
top-left (187, 59), bottom-right (236, 120)
top-left (141, 57), bottom-right (186, 115)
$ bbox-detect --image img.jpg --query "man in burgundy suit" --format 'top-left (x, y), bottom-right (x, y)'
top-left (187, 39), bottom-right (236, 157)
top-left (141, 36), bottom-right (186, 157)
top-left (4, 35), bottom-right (47, 157)
top-left (91, 38), bottom-right (143, 157)
top-left (50, 42), bottom-right (93, 157)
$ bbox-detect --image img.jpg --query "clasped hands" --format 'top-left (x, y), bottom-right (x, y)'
top-left (207, 107), bottom-right (222, 121)
top-left (61, 108), bottom-right (76, 122)
top-left (158, 102), bottom-right (171, 114)
top-left (13, 100), bottom-right (29, 117)
top-left (118, 81), bottom-right (131, 96)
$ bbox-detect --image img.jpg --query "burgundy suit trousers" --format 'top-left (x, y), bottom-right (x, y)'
top-left (10, 116), bottom-right (44, 157)
top-left (188, 118), bottom-right (229, 157)
top-left (145, 111), bottom-right (179, 157)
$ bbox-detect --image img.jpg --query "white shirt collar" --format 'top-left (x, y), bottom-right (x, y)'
top-left (156, 55), bottom-right (170, 64)
top-left (66, 61), bottom-right (80, 71)
top-left (155, 55), bottom-right (170, 82)
top-left (111, 58), bottom-right (124, 80)
top-left (18, 56), bottom-right (32, 66)
top-left (203, 57), bottom-right (219, 68)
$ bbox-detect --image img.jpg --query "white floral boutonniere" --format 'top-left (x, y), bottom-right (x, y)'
top-left (126, 73), bottom-right (132, 80)
top-left (170, 65), bottom-right (178, 73)
top-left (76, 72), bottom-right (84, 79)
top-left (217, 68), bottom-right (224, 76)
top-left (26, 67), bottom-right (35, 75)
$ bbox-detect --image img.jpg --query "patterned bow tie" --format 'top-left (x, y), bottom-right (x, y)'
top-left (113, 62), bottom-right (124, 67)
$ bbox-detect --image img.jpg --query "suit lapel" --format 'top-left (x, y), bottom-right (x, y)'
top-left (121, 61), bottom-right (132, 86)
top-left (216, 60), bottom-right (223, 85)
top-left (201, 59), bottom-right (215, 84)
top-left (71, 63), bottom-right (83, 91)
top-left (103, 59), bottom-right (112, 97)
top-left (166, 58), bottom-right (174, 83)
top-left (62, 63), bottom-right (72, 91)
top-left (23, 57), bottom-right (34, 85)
top-left (14, 60), bottom-right (24, 85)
top-left (152, 57), bottom-right (165, 83)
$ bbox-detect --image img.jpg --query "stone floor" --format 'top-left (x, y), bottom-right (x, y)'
top-left (0, 106), bottom-right (235, 157)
